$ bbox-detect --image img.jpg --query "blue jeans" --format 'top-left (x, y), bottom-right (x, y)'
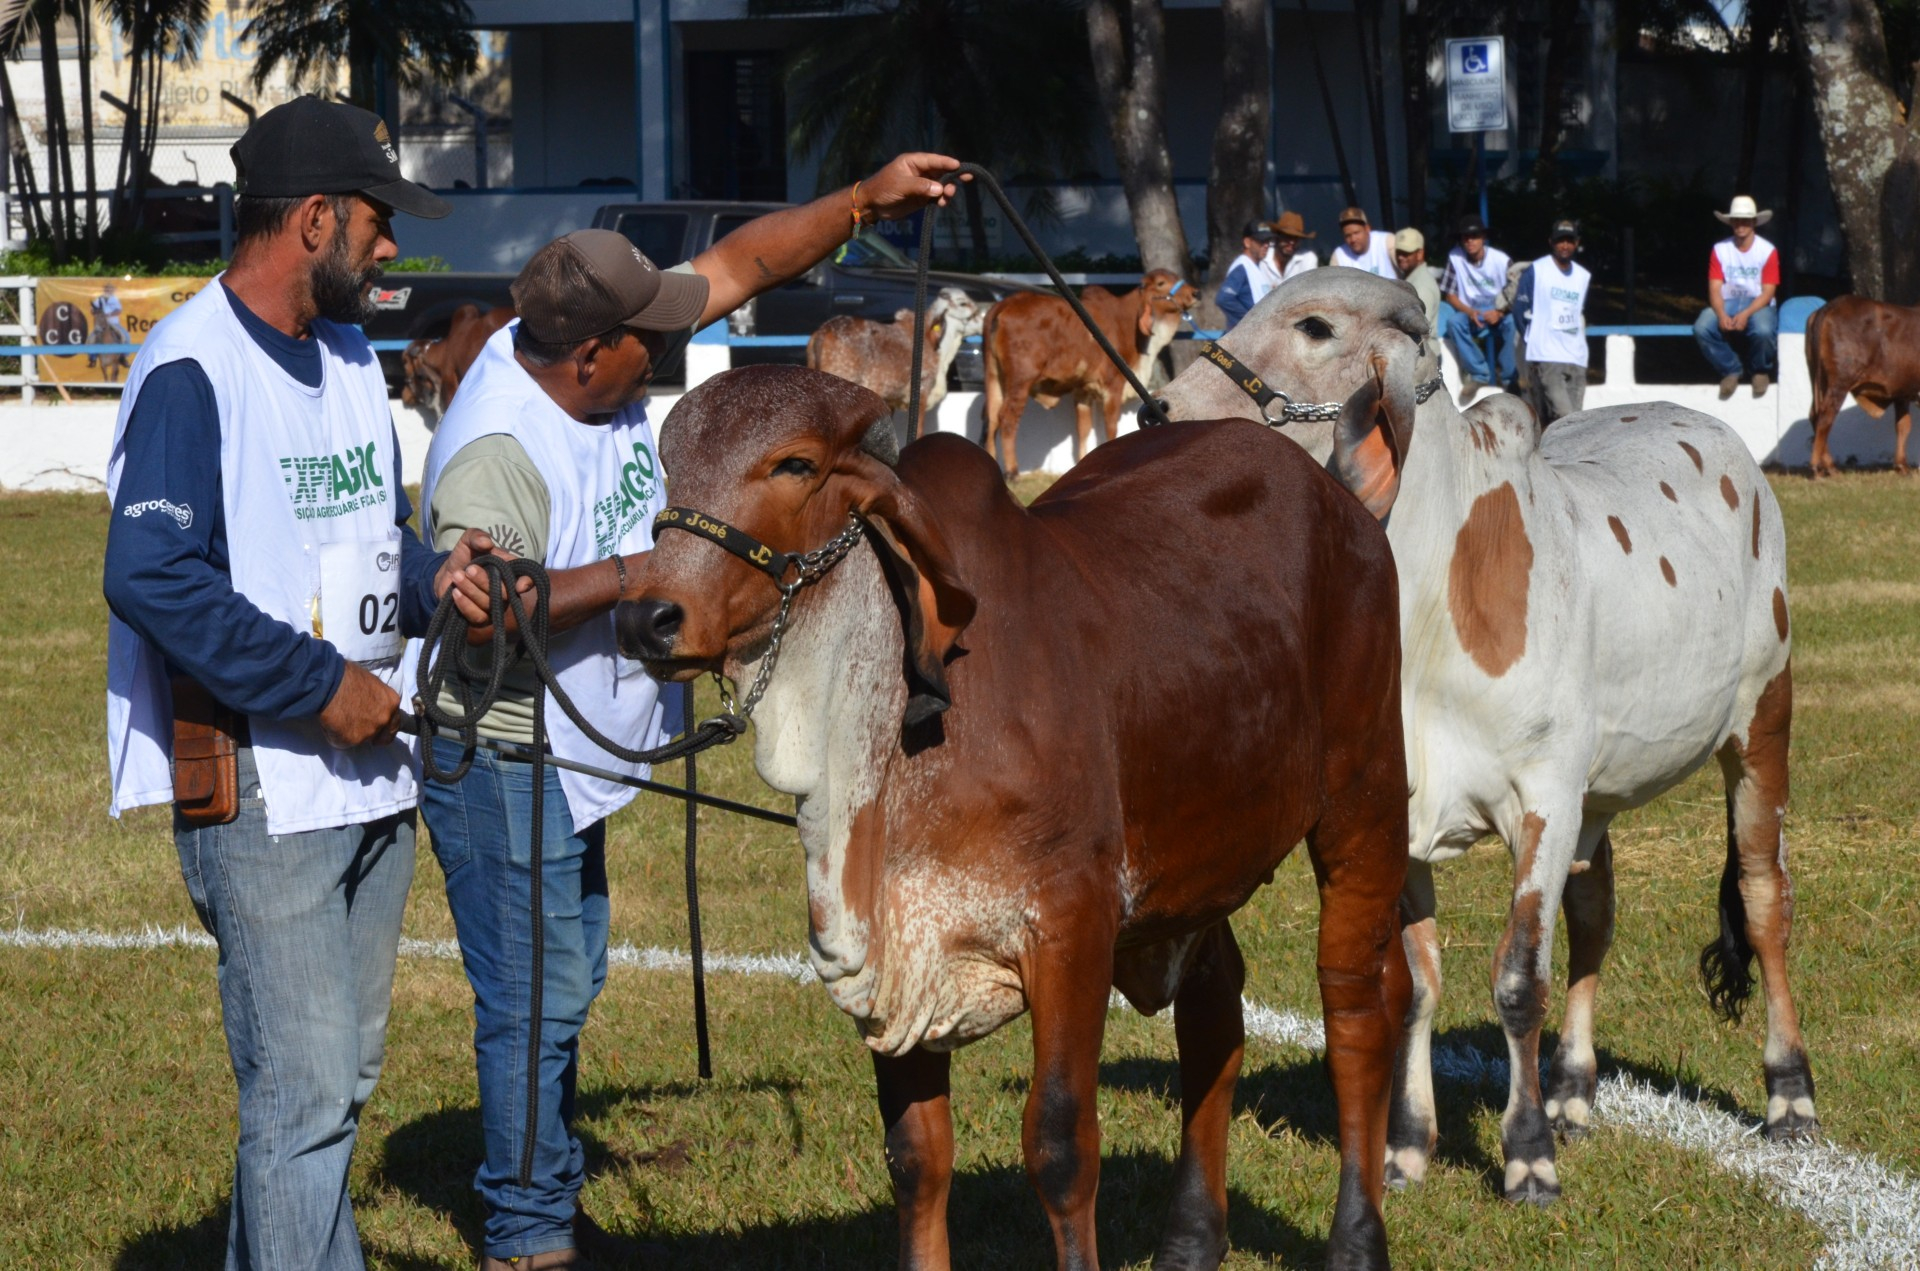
top-left (422, 739), bottom-right (609, 1260)
top-left (1451, 310), bottom-right (1518, 385)
top-left (175, 747), bottom-right (416, 1271)
top-left (1693, 304), bottom-right (1778, 377)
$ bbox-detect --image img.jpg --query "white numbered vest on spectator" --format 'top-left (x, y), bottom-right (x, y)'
top-left (1713, 236), bottom-right (1777, 313)
top-left (1523, 256), bottom-right (1591, 368)
top-left (1445, 246), bottom-right (1512, 310)
top-left (1333, 232), bottom-right (1397, 278)
top-left (105, 278), bottom-right (417, 836)
top-left (419, 323), bottom-right (677, 831)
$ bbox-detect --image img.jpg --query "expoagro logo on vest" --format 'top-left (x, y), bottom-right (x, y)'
top-left (592, 440), bottom-right (659, 558)
top-left (280, 442), bottom-right (389, 520)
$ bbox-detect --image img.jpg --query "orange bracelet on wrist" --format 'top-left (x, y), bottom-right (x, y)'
top-left (850, 180), bottom-right (874, 234)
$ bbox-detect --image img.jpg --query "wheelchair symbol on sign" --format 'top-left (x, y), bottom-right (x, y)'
top-left (1461, 43), bottom-right (1490, 74)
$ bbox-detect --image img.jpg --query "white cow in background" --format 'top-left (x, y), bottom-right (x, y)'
top-left (1159, 269), bottom-right (1815, 1206)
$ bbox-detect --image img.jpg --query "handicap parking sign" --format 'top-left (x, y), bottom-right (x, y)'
top-left (1446, 36), bottom-right (1507, 132)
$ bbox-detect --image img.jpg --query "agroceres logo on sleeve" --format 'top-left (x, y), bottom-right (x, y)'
top-left (121, 498), bottom-right (193, 530)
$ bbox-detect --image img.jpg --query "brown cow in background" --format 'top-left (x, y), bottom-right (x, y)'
top-left (982, 270), bottom-right (1200, 478)
top-left (1806, 295), bottom-right (1920, 476)
top-left (401, 303), bottom-right (516, 428)
top-left (807, 287), bottom-right (984, 437)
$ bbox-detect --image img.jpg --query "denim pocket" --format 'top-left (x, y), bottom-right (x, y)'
top-left (173, 829), bottom-right (215, 936)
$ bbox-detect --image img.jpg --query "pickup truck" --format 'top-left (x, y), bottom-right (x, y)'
top-left (363, 199), bottom-right (1026, 389)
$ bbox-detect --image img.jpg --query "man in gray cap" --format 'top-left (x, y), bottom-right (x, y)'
top-left (1509, 219), bottom-right (1593, 426)
top-left (417, 152), bottom-right (966, 1270)
top-left (102, 94), bottom-right (494, 1271)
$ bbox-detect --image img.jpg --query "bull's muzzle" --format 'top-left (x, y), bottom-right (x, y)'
top-left (615, 598), bottom-right (682, 662)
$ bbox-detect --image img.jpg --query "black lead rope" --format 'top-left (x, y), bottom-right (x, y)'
top-left (412, 555), bottom-right (748, 1187)
top-left (904, 163), bottom-right (1171, 434)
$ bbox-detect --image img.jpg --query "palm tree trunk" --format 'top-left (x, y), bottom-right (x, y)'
top-left (1297, 0), bottom-right (1357, 211)
top-left (76, 0), bottom-right (98, 254)
top-left (35, 0), bottom-right (70, 257)
top-left (1787, 0), bottom-right (1920, 300)
top-left (1402, 0), bottom-right (1431, 230)
top-left (1351, 0), bottom-right (1393, 222)
top-left (0, 60), bottom-right (50, 241)
top-left (1087, 0), bottom-right (1192, 278)
top-left (1202, 0), bottom-right (1268, 329)
top-left (1533, 0), bottom-right (1582, 195)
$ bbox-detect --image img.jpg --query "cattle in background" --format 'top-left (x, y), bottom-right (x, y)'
top-left (982, 270), bottom-right (1199, 478)
top-left (806, 287), bottom-right (984, 437)
top-left (400, 303), bottom-right (516, 428)
top-left (1805, 295), bottom-right (1919, 476)
top-left (618, 364), bottom-right (1411, 1270)
top-left (1160, 269), bottom-right (1815, 1206)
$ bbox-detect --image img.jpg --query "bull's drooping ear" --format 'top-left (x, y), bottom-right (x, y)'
top-left (1327, 336), bottom-right (1419, 520)
top-left (855, 471), bottom-right (976, 727)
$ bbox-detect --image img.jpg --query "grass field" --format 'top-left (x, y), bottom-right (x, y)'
top-left (2, 469), bottom-right (1917, 1269)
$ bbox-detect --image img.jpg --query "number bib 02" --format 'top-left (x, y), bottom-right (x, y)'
top-left (317, 537), bottom-right (404, 664)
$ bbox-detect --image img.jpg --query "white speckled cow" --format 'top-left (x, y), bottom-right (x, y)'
top-left (1159, 269), bottom-right (1816, 1206)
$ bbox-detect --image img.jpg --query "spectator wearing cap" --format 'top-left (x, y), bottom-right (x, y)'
top-left (1330, 205), bottom-right (1397, 277)
top-left (1508, 219), bottom-right (1592, 426)
top-left (1694, 194), bottom-right (1780, 399)
top-left (1262, 210), bottom-right (1320, 285)
top-left (1393, 227), bottom-right (1443, 337)
top-left (417, 153), bottom-right (965, 1271)
top-left (101, 95), bottom-right (497, 1271)
top-left (1441, 214), bottom-right (1518, 405)
top-left (1216, 218), bottom-right (1279, 330)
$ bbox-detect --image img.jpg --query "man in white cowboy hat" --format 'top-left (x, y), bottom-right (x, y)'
top-left (1694, 194), bottom-right (1780, 399)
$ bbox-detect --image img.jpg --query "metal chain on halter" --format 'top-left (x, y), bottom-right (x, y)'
top-left (709, 513), bottom-right (867, 722)
top-left (1256, 374), bottom-right (1450, 424)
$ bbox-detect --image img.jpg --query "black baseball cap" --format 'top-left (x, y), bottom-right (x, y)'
top-left (231, 95), bottom-right (450, 219)
top-left (1456, 214), bottom-right (1489, 238)
top-left (1549, 219), bottom-right (1580, 243)
top-left (1242, 219), bottom-right (1277, 242)
top-left (512, 229), bottom-right (711, 343)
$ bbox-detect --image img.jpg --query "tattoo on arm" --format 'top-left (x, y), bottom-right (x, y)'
top-left (753, 255), bottom-right (776, 281)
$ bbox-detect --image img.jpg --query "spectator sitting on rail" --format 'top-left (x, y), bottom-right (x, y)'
top-left (1262, 211), bottom-right (1319, 285)
top-left (1329, 206), bottom-right (1396, 277)
top-left (1694, 194), bottom-right (1780, 400)
top-left (1216, 219), bottom-right (1278, 330)
top-left (1508, 218), bottom-right (1592, 427)
top-left (1441, 213), bottom-right (1518, 406)
top-left (1393, 227), bottom-right (1443, 339)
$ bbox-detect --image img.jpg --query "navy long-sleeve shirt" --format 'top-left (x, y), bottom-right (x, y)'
top-left (103, 283), bottom-right (446, 721)
top-left (1216, 259), bottom-right (1257, 330)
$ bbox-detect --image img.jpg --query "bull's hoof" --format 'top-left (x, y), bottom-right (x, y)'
top-left (1150, 1232), bottom-right (1228, 1271)
top-left (1764, 1106), bottom-right (1821, 1144)
top-left (1543, 1065), bottom-right (1597, 1140)
top-left (1502, 1158), bottom-right (1561, 1207)
top-left (1383, 1144), bottom-right (1430, 1190)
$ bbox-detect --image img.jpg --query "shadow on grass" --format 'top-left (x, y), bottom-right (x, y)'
top-left (366, 1080), bottom-right (1324, 1269)
top-left (113, 1208), bottom-right (228, 1270)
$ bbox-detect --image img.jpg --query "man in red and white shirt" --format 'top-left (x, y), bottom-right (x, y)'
top-left (1693, 195), bottom-right (1780, 399)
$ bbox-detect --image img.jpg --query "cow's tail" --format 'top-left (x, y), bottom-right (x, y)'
top-left (1803, 304), bottom-right (1826, 402)
top-left (1699, 793), bottom-right (1756, 1023)
top-left (805, 328), bottom-right (823, 372)
top-left (982, 308), bottom-right (1003, 429)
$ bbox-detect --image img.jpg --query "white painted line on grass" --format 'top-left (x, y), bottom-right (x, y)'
top-left (9, 924), bottom-right (1917, 1266)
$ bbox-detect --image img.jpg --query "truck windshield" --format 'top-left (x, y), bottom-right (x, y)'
top-left (834, 229), bottom-right (916, 270)
top-left (612, 212), bottom-right (690, 267)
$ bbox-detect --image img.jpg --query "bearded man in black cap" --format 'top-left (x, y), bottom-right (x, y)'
top-left (415, 153), bottom-right (966, 1270)
top-left (102, 95), bottom-right (496, 1270)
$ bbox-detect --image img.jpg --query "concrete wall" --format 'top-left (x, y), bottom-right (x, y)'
top-left (5, 330), bottom-right (1903, 495)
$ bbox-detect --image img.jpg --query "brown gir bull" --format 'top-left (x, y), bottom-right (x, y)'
top-left (617, 363), bottom-right (1415, 1269)
top-left (982, 269), bottom-right (1199, 478)
top-left (1806, 295), bottom-right (1920, 476)
top-left (400, 303), bottom-right (515, 427)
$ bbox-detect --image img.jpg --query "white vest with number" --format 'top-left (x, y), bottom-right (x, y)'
top-left (105, 279), bottom-right (415, 836)
top-left (1333, 231), bottom-right (1397, 278)
top-left (1523, 257), bottom-right (1591, 367)
top-left (419, 323), bottom-right (675, 830)
top-left (1445, 246), bottom-right (1512, 309)
top-left (1713, 236), bottom-right (1777, 313)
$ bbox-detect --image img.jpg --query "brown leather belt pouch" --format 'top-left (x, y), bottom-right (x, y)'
top-left (171, 676), bottom-right (240, 827)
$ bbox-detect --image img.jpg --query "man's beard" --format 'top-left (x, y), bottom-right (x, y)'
top-left (311, 221), bottom-right (381, 325)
